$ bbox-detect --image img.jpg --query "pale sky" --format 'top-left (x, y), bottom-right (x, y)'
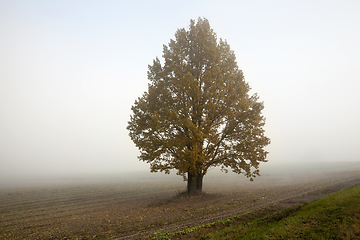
top-left (1, 0), bottom-right (360, 179)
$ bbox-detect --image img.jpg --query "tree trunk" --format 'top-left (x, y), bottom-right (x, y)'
top-left (196, 174), bottom-right (203, 193)
top-left (187, 172), bottom-right (197, 195)
top-left (187, 172), bottom-right (203, 195)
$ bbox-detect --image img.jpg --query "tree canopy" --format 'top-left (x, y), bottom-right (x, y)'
top-left (127, 18), bottom-right (270, 195)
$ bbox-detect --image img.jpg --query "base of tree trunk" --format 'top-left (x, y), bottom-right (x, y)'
top-left (187, 172), bottom-right (203, 195)
top-left (196, 175), bottom-right (203, 192)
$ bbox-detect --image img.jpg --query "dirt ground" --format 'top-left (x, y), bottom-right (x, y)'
top-left (1, 168), bottom-right (360, 240)
top-left (114, 170), bottom-right (360, 239)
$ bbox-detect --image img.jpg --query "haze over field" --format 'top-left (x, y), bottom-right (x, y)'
top-left (1, 1), bottom-right (360, 182)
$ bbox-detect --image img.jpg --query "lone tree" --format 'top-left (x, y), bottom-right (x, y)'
top-left (127, 18), bottom-right (270, 195)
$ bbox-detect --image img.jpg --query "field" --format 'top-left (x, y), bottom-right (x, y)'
top-left (1, 162), bottom-right (360, 239)
top-left (182, 182), bottom-right (360, 239)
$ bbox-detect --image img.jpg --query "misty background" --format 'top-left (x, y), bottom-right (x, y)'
top-left (1, 1), bottom-right (360, 184)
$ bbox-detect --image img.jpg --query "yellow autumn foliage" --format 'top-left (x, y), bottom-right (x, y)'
top-left (127, 18), bottom-right (270, 194)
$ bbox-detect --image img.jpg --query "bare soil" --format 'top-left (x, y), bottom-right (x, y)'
top-left (1, 169), bottom-right (360, 240)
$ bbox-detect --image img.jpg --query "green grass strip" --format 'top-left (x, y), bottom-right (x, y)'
top-left (196, 184), bottom-right (360, 239)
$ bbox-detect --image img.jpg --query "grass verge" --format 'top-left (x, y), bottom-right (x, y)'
top-left (154, 184), bottom-right (360, 239)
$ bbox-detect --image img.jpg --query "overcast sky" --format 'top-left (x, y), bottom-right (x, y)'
top-left (1, 1), bottom-right (360, 179)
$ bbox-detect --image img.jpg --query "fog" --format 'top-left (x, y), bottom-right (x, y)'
top-left (1, 1), bottom-right (360, 185)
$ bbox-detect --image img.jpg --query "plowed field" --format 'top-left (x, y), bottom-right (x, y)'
top-left (1, 166), bottom-right (360, 240)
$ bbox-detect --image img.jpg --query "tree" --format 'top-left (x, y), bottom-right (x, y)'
top-left (127, 18), bottom-right (270, 195)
